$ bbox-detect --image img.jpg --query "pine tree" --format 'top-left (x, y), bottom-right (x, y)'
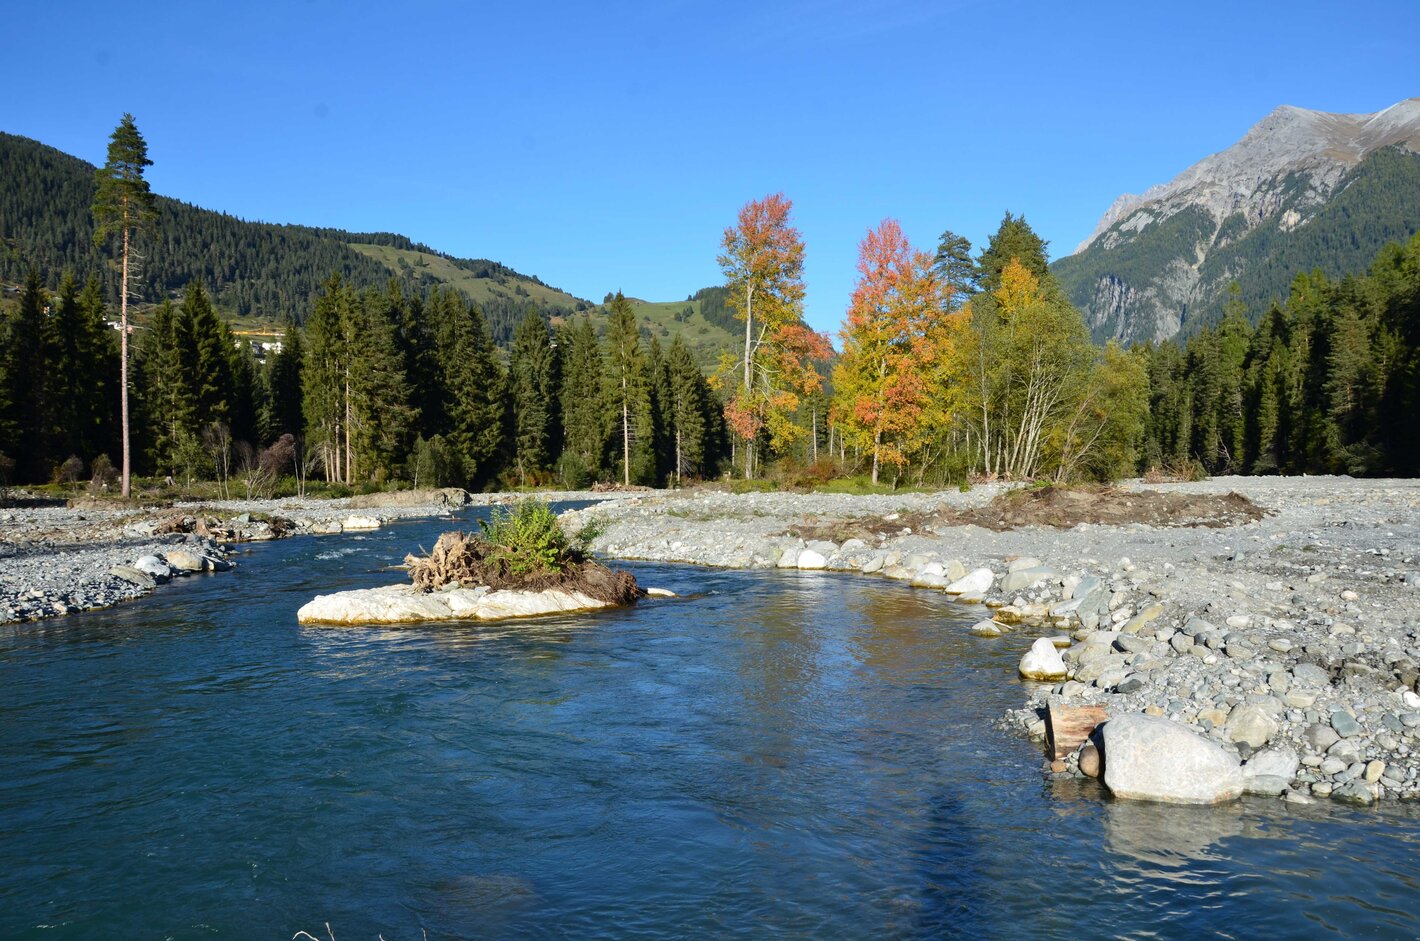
top-left (932, 229), bottom-right (978, 308)
top-left (183, 282), bottom-right (235, 431)
top-left (267, 318), bottom-right (305, 440)
top-left (509, 308), bottom-right (556, 484)
top-left (666, 334), bottom-right (708, 483)
top-left (976, 212), bottom-right (1050, 293)
top-left (49, 272), bottom-right (117, 466)
top-left (558, 315), bottom-right (605, 485)
top-left (5, 270), bottom-right (54, 481)
top-left (138, 299), bottom-right (195, 477)
top-left (435, 293), bottom-right (505, 488)
top-left (646, 335), bottom-right (673, 485)
top-left (603, 292), bottom-right (655, 486)
top-left (303, 275), bottom-right (351, 482)
top-left (92, 114), bottom-right (158, 497)
top-left (349, 287), bottom-right (417, 481)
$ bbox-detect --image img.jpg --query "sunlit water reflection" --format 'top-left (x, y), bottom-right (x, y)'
top-left (3, 507), bottom-right (1419, 939)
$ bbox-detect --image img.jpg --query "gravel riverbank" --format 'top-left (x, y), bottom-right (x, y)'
top-left (562, 477), bottom-right (1420, 804)
top-left (0, 487), bottom-right (632, 625)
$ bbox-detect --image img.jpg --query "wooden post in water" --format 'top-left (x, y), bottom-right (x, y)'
top-left (1045, 703), bottom-right (1108, 760)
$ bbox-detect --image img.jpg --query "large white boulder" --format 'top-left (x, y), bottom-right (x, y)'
top-left (1102, 714), bottom-right (1245, 804)
top-left (796, 549), bottom-right (827, 570)
top-left (1018, 637), bottom-right (1068, 681)
top-left (296, 584), bottom-right (617, 625)
top-left (946, 567), bottom-right (993, 595)
top-left (343, 515), bottom-right (382, 531)
top-left (132, 554), bottom-right (172, 581)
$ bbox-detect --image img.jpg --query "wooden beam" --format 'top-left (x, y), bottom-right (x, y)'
top-left (1046, 703), bottom-right (1108, 759)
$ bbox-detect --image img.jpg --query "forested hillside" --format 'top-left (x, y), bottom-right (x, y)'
top-left (0, 132), bottom-right (582, 342)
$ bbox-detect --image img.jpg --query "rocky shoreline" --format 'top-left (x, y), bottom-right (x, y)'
top-left (560, 477), bottom-right (1420, 805)
top-left (0, 486), bottom-right (633, 625)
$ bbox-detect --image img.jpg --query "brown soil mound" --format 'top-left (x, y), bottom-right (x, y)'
top-left (790, 486), bottom-right (1266, 542)
top-left (949, 485), bottom-right (1265, 531)
top-left (404, 530), bottom-right (642, 606)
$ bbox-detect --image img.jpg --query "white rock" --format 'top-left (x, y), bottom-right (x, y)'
top-left (969, 619), bottom-right (1004, 638)
top-left (1007, 557), bottom-right (1042, 573)
top-left (296, 584), bottom-right (618, 624)
top-left (343, 515), bottom-right (382, 531)
top-left (1018, 637), bottom-right (1068, 681)
top-left (776, 547), bottom-right (802, 568)
top-left (133, 555), bottom-right (172, 580)
top-left (1244, 745), bottom-right (1299, 782)
top-left (163, 549), bottom-right (205, 573)
top-left (1102, 714), bottom-right (1246, 804)
top-left (645, 587), bottom-right (676, 597)
top-left (946, 567), bottom-right (993, 595)
top-left (796, 549), bottom-right (827, 570)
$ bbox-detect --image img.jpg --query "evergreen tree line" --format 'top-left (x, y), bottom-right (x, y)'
top-left (1139, 231), bottom-right (1420, 477)
top-left (0, 272), bottom-right (726, 492)
top-left (0, 132), bottom-right (575, 342)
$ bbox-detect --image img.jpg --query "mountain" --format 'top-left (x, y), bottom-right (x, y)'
top-left (1053, 98), bottom-right (1420, 344)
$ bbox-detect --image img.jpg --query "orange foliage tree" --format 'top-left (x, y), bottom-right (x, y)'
top-left (717, 193), bottom-right (829, 477)
top-left (831, 219), bottom-right (950, 484)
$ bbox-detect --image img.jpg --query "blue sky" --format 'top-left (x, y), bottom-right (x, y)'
top-left (4, 0), bottom-right (1417, 333)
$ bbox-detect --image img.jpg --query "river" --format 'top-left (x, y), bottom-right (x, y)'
top-left (3, 507), bottom-right (1420, 939)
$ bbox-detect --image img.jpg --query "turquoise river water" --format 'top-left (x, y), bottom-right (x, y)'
top-left (3, 506), bottom-right (1420, 939)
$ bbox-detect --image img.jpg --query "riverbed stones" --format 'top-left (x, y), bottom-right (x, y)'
top-left (1226, 703), bottom-right (1278, 748)
top-left (796, 548), bottom-right (827, 570)
top-left (1245, 746), bottom-right (1299, 782)
top-left (1019, 637), bottom-right (1068, 681)
top-left (1000, 565), bottom-right (1059, 594)
top-left (946, 568), bottom-right (993, 595)
top-left (109, 565), bottom-right (156, 589)
top-left (163, 549), bottom-right (206, 573)
top-left (1331, 710), bottom-right (1363, 737)
top-left (969, 619), bottom-right (1005, 638)
top-left (1101, 714), bottom-right (1246, 804)
top-left (133, 555), bottom-right (171, 581)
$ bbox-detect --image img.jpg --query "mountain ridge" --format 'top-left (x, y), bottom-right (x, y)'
top-left (1055, 97), bottom-right (1420, 343)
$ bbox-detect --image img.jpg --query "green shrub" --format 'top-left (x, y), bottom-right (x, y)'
top-left (479, 498), bottom-right (575, 575)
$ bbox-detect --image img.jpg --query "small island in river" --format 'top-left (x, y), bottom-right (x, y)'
top-left (297, 499), bottom-right (644, 625)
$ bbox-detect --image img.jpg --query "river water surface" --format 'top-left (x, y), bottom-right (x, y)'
top-left (4, 508), bottom-right (1420, 939)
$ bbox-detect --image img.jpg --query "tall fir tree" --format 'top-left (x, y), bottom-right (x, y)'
top-left (557, 315), bottom-right (605, 484)
top-left (603, 292), bottom-right (655, 486)
top-left (267, 318), bottom-right (305, 440)
top-left (509, 308), bottom-right (556, 485)
top-left (434, 292), bottom-right (505, 488)
top-left (665, 334), bottom-right (709, 483)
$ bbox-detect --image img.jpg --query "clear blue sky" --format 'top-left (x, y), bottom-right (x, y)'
top-left (4, 0), bottom-right (1417, 333)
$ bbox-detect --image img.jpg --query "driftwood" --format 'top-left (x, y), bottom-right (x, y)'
top-left (404, 531), bottom-right (641, 606)
top-left (1046, 703), bottom-right (1108, 759)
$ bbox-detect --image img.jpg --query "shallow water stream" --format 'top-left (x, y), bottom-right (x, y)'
top-left (3, 508), bottom-right (1420, 939)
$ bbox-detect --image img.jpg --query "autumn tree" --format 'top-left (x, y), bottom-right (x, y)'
top-left (92, 114), bottom-right (158, 497)
top-left (718, 193), bottom-right (827, 477)
top-left (832, 219), bottom-right (948, 484)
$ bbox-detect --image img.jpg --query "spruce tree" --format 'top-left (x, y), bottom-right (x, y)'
top-left (303, 275), bottom-right (351, 482)
top-left (138, 299), bottom-right (195, 476)
top-left (49, 272), bottom-right (116, 466)
top-left (509, 308), bottom-right (556, 485)
top-left (92, 114), bottom-right (158, 497)
top-left (603, 292), bottom-right (654, 486)
top-left (557, 315), bottom-right (605, 485)
top-left (6, 270), bottom-right (54, 481)
top-left (933, 229), bottom-right (978, 308)
top-left (666, 334), bottom-right (708, 483)
top-left (267, 318), bottom-right (305, 440)
top-left (435, 294), bottom-right (505, 488)
top-left (349, 287), bottom-right (417, 482)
